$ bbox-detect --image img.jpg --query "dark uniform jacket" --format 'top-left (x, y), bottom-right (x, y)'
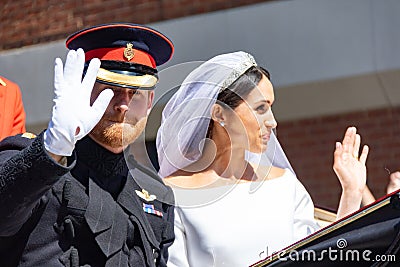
top-left (0, 132), bottom-right (175, 267)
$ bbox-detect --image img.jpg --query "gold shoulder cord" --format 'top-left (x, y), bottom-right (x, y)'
top-left (0, 78), bottom-right (7, 86)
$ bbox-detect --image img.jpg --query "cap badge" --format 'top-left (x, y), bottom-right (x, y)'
top-left (124, 43), bottom-right (135, 61)
top-left (135, 189), bottom-right (157, 202)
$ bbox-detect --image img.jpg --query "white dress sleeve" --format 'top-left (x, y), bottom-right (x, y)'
top-left (292, 179), bottom-right (320, 241)
top-left (167, 208), bottom-right (190, 267)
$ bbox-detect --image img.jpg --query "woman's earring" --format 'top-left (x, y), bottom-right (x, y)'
top-left (220, 121), bottom-right (225, 127)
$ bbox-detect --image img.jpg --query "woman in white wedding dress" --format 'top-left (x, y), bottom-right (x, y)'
top-left (156, 51), bottom-right (369, 266)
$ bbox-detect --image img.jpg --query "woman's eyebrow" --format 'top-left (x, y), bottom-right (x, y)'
top-left (254, 99), bottom-right (272, 105)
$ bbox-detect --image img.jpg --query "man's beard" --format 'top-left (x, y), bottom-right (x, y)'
top-left (91, 117), bottom-right (148, 148)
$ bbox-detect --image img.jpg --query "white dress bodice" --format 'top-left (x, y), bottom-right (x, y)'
top-left (167, 169), bottom-right (319, 267)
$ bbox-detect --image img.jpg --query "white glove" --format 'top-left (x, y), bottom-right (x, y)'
top-left (44, 48), bottom-right (114, 156)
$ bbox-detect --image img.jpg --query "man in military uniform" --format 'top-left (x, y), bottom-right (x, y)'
top-left (0, 23), bottom-right (175, 267)
top-left (0, 75), bottom-right (26, 140)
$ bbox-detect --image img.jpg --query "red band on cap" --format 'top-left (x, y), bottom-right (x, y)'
top-left (85, 47), bottom-right (156, 68)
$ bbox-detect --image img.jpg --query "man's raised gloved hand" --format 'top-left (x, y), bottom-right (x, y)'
top-left (44, 48), bottom-right (114, 156)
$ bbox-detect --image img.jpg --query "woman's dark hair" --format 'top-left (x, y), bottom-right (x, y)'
top-left (206, 66), bottom-right (270, 138)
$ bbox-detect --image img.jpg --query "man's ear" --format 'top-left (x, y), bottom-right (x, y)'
top-left (211, 103), bottom-right (226, 124)
top-left (147, 91), bottom-right (155, 114)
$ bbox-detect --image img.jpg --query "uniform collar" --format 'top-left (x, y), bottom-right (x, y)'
top-left (72, 136), bottom-right (128, 198)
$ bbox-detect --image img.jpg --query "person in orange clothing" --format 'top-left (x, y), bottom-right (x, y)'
top-left (0, 76), bottom-right (26, 140)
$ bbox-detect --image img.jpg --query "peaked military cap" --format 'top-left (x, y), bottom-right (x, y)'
top-left (66, 23), bottom-right (174, 89)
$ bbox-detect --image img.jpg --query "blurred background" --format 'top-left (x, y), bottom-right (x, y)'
top-left (1, 0), bottom-right (399, 211)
